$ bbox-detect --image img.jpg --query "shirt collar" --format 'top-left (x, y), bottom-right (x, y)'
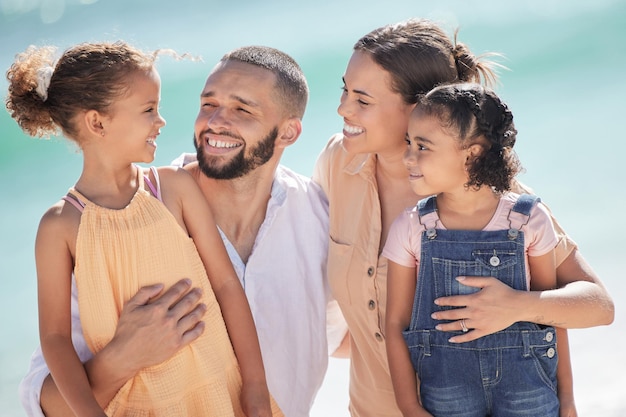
top-left (342, 151), bottom-right (377, 179)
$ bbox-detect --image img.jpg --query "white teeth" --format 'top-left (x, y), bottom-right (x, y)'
top-left (343, 123), bottom-right (364, 135)
top-left (208, 139), bottom-right (240, 148)
top-left (147, 139), bottom-right (155, 144)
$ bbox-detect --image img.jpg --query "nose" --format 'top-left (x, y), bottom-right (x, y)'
top-left (157, 112), bottom-right (166, 128)
top-left (403, 144), bottom-right (417, 167)
top-left (201, 107), bottom-right (231, 132)
top-left (337, 91), bottom-right (350, 118)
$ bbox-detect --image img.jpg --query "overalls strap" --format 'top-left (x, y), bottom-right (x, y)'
top-left (507, 193), bottom-right (541, 240)
top-left (417, 196), bottom-right (439, 239)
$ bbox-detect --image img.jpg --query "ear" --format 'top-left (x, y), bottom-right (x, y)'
top-left (82, 109), bottom-right (106, 138)
top-left (466, 143), bottom-right (484, 160)
top-left (464, 143), bottom-right (484, 168)
top-left (275, 118), bottom-right (302, 150)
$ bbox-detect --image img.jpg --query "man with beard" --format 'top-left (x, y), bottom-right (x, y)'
top-left (19, 46), bottom-right (348, 417)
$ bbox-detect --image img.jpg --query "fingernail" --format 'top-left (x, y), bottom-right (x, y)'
top-left (456, 276), bottom-right (465, 281)
top-left (435, 325), bottom-right (442, 331)
top-left (433, 299), bottom-right (440, 305)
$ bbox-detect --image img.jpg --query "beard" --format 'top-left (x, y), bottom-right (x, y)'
top-left (194, 127), bottom-right (278, 180)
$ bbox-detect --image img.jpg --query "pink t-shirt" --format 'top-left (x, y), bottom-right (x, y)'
top-left (383, 193), bottom-right (558, 289)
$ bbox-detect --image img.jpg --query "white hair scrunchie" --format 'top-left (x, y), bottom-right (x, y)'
top-left (35, 65), bottom-right (55, 102)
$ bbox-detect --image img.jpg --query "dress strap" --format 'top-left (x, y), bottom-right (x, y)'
top-left (143, 166), bottom-right (163, 202)
top-left (62, 193), bottom-right (86, 213)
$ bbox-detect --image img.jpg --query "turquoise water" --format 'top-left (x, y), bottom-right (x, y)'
top-left (1, 1), bottom-right (625, 415)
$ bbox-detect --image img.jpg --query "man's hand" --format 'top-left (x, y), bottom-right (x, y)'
top-left (104, 278), bottom-right (207, 374)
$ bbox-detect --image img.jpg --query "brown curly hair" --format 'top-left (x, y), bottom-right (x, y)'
top-left (5, 41), bottom-right (158, 141)
top-left (417, 83), bottom-right (522, 192)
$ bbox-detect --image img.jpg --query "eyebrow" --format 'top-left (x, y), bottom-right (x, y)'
top-left (201, 91), bottom-right (259, 107)
top-left (413, 135), bottom-right (434, 145)
top-left (342, 77), bottom-right (374, 98)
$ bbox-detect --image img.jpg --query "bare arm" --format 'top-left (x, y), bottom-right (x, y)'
top-left (36, 207), bottom-right (106, 417)
top-left (174, 169), bottom-right (272, 417)
top-left (386, 261), bottom-right (432, 417)
top-left (40, 279), bottom-right (206, 417)
top-left (527, 251), bottom-right (577, 417)
top-left (432, 246), bottom-right (614, 343)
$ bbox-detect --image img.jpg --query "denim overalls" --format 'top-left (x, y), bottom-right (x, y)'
top-left (402, 194), bottom-right (559, 417)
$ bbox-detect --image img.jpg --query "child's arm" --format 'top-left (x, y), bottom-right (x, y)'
top-left (39, 279), bottom-right (206, 417)
top-left (386, 260), bottom-right (433, 417)
top-left (36, 206), bottom-right (106, 417)
top-left (529, 251), bottom-right (577, 417)
top-left (166, 168), bottom-right (273, 416)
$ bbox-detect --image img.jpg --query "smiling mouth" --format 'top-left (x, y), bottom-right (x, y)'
top-left (207, 138), bottom-right (242, 149)
top-left (343, 123), bottom-right (364, 136)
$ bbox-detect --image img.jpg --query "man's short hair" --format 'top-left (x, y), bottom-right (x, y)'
top-left (222, 46), bottom-right (309, 119)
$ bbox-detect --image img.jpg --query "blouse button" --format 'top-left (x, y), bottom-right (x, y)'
top-left (374, 332), bottom-right (383, 342)
top-left (368, 300), bottom-right (376, 310)
top-left (367, 266), bottom-right (375, 277)
top-left (546, 348), bottom-right (556, 358)
top-left (489, 256), bottom-right (500, 267)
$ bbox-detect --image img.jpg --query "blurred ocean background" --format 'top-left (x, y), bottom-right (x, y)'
top-left (1, 0), bottom-right (624, 415)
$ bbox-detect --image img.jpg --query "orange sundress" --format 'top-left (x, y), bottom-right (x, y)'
top-left (69, 167), bottom-right (282, 416)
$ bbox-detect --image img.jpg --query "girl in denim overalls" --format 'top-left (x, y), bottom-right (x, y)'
top-left (383, 83), bottom-right (572, 417)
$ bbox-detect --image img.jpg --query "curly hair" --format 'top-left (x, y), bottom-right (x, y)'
top-left (5, 41), bottom-right (159, 141)
top-left (417, 83), bottom-right (522, 192)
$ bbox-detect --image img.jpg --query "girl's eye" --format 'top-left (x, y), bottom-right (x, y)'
top-left (418, 144), bottom-right (427, 151)
top-left (357, 99), bottom-right (369, 106)
top-left (238, 107), bottom-right (251, 114)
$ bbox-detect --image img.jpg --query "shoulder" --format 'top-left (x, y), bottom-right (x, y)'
top-left (315, 133), bottom-right (348, 168)
top-left (276, 165), bottom-right (328, 208)
top-left (38, 198), bottom-right (80, 242)
top-left (145, 165), bottom-right (198, 199)
top-left (147, 165), bottom-right (194, 183)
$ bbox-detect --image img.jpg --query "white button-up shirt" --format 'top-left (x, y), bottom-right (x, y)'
top-left (19, 162), bottom-right (347, 417)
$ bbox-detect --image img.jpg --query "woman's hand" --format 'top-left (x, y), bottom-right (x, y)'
top-left (431, 276), bottom-right (525, 343)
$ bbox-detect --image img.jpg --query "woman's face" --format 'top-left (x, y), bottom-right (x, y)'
top-left (338, 51), bottom-right (415, 155)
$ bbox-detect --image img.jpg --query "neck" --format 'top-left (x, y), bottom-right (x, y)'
top-left (436, 187), bottom-right (500, 230)
top-left (75, 155), bottom-right (138, 208)
top-left (187, 159), bottom-right (278, 263)
top-left (375, 145), bottom-right (410, 182)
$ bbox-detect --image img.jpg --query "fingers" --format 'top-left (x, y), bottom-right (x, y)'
top-left (177, 302), bottom-right (207, 338)
top-left (125, 282), bottom-right (165, 307)
top-left (180, 320), bottom-right (206, 346)
top-left (153, 278), bottom-right (194, 308)
top-left (433, 276), bottom-right (490, 307)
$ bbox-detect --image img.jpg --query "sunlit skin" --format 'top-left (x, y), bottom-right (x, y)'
top-left (94, 68), bottom-right (166, 166)
top-left (404, 109), bottom-right (470, 200)
top-left (339, 51), bottom-right (414, 157)
top-left (194, 60), bottom-right (285, 179)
